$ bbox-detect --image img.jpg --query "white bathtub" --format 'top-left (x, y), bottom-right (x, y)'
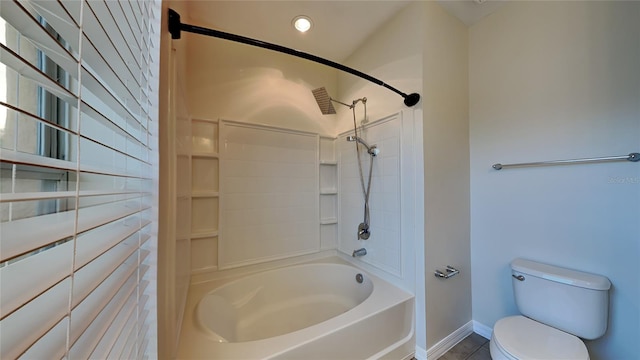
top-left (177, 257), bottom-right (415, 359)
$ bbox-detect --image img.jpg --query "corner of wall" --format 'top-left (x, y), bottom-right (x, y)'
top-left (158, 1), bottom-right (191, 358)
top-left (421, 0), bottom-right (472, 349)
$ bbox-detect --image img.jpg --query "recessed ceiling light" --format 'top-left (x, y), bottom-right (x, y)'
top-left (292, 15), bottom-right (312, 33)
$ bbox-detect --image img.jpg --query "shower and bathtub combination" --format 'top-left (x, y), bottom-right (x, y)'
top-left (176, 102), bottom-right (417, 359)
top-left (169, 12), bottom-right (420, 359)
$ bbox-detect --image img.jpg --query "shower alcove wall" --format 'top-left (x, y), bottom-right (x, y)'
top-left (187, 120), bottom-right (340, 274)
top-left (184, 111), bottom-right (419, 298)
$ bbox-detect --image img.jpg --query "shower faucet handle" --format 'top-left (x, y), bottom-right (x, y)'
top-left (357, 223), bottom-right (370, 240)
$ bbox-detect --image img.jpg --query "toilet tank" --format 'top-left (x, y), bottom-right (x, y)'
top-left (511, 258), bottom-right (611, 340)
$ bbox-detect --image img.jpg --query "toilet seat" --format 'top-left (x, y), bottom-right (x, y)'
top-left (492, 315), bottom-right (589, 360)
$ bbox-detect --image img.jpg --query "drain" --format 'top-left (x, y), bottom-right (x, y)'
top-left (355, 273), bottom-right (364, 284)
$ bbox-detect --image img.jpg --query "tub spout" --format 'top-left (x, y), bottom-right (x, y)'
top-left (352, 248), bottom-right (367, 257)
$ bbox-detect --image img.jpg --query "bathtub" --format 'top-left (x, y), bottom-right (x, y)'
top-left (177, 257), bottom-right (415, 359)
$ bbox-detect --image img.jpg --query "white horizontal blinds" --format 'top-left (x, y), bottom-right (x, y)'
top-left (0, 0), bottom-right (159, 359)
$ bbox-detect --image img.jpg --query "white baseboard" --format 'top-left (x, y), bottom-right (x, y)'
top-left (425, 321), bottom-right (474, 360)
top-left (472, 320), bottom-right (493, 340)
top-left (414, 346), bottom-right (427, 360)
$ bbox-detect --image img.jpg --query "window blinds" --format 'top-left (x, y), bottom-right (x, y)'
top-left (0, 0), bottom-right (159, 358)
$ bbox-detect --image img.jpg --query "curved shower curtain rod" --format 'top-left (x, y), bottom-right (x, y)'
top-left (168, 9), bottom-right (421, 107)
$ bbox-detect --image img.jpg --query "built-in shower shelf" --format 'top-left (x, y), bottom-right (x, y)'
top-left (320, 189), bottom-right (338, 195)
top-left (319, 137), bottom-right (338, 249)
top-left (191, 230), bottom-right (218, 239)
top-left (320, 218), bottom-right (338, 225)
top-left (192, 191), bottom-right (219, 198)
top-left (192, 152), bottom-right (219, 159)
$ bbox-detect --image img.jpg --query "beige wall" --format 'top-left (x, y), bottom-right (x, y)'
top-left (337, 2), bottom-right (423, 133)
top-left (339, 1), bottom-right (472, 352)
top-left (158, 1), bottom-right (191, 358)
top-left (337, 0), bottom-right (426, 349)
top-left (422, 1), bottom-right (471, 349)
top-left (470, 2), bottom-right (640, 359)
top-left (185, 27), bottom-right (339, 136)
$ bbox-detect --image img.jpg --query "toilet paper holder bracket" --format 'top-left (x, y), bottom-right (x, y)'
top-left (435, 265), bottom-right (460, 279)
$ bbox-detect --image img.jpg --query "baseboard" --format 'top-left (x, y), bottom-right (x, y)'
top-left (472, 321), bottom-right (493, 340)
top-left (426, 321), bottom-right (474, 360)
top-left (414, 346), bottom-right (427, 360)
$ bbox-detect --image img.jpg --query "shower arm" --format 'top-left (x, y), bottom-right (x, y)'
top-left (332, 97), bottom-right (366, 110)
top-left (168, 9), bottom-right (421, 108)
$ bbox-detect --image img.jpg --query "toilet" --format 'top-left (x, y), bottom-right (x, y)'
top-left (490, 258), bottom-right (611, 360)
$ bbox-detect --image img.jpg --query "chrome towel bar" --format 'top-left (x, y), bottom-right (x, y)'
top-left (492, 152), bottom-right (639, 170)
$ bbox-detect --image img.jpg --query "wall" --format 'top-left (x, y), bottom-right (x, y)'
top-left (470, 2), bottom-right (640, 359)
top-left (338, 1), bottom-right (471, 354)
top-left (186, 29), bottom-right (339, 136)
top-left (158, 1), bottom-right (192, 358)
top-left (337, 1), bottom-right (427, 351)
top-left (180, 8), bottom-right (341, 278)
top-left (218, 122), bottom-right (320, 268)
top-left (421, 1), bottom-right (471, 351)
top-left (336, 2), bottom-right (422, 133)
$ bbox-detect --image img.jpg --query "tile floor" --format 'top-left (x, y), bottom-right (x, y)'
top-left (439, 333), bottom-right (491, 360)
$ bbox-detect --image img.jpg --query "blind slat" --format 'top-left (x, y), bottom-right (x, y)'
top-left (25, 0), bottom-right (80, 46)
top-left (90, 294), bottom-right (138, 359)
top-left (0, 279), bottom-right (71, 359)
top-left (69, 259), bottom-right (138, 344)
top-left (81, 66), bottom-right (145, 131)
top-left (72, 239), bottom-right (139, 307)
top-left (0, 147), bottom-right (77, 172)
top-left (69, 284), bottom-right (138, 359)
top-left (1, 147), bottom-right (152, 179)
top-left (1, 0), bottom-right (79, 77)
top-left (0, 240), bottom-right (73, 319)
top-left (80, 100), bottom-right (150, 149)
top-left (121, 331), bottom-right (138, 360)
top-left (75, 217), bottom-right (151, 270)
top-left (81, 34), bottom-right (142, 113)
top-left (0, 189), bottom-right (148, 203)
top-left (1, 200), bottom-right (145, 262)
top-left (107, 309), bottom-right (138, 359)
top-left (104, 0), bottom-right (142, 54)
top-left (18, 317), bottom-right (68, 360)
top-left (58, 0), bottom-right (81, 26)
top-left (0, 46), bottom-right (77, 105)
top-left (85, 0), bottom-right (142, 75)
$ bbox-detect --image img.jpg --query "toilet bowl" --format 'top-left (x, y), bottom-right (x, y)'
top-left (490, 316), bottom-right (589, 360)
top-left (489, 259), bottom-right (610, 360)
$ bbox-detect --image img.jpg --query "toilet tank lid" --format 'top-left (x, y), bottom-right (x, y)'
top-left (511, 258), bottom-right (611, 290)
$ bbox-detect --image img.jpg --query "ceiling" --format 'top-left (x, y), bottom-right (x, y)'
top-left (436, 0), bottom-right (508, 27)
top-left (184, 1), bottom-right (507, 62)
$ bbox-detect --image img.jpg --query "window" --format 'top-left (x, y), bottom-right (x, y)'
top-left (0, 1), bottom-right (159, 358)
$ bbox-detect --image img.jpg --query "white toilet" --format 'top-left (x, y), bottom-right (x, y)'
top-left (490, 258), bottom-right (611, 360)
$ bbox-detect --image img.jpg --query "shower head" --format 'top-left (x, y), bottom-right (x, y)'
top-left (312, 87), bottom-right (336, 115)
top-left (347, 135), bottom-right (379, 156)
top-left (312, 87), bottom-right (360, 115)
